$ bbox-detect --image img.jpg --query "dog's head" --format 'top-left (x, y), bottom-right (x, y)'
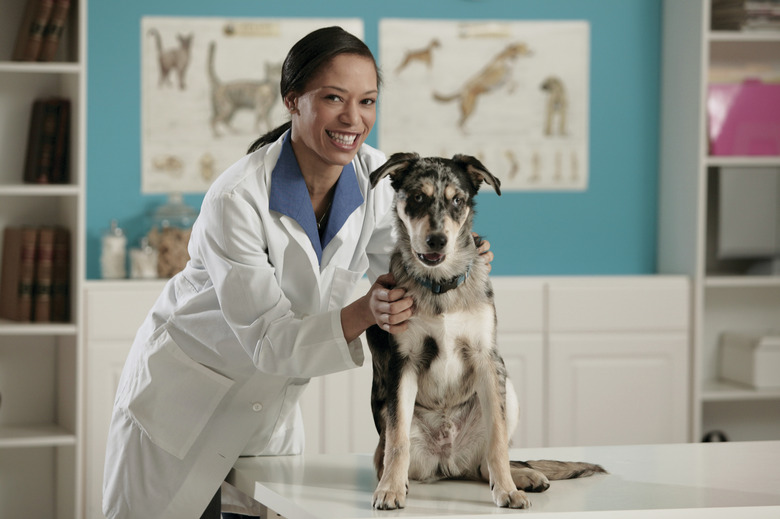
top-left (370, 152), bottom-right (500, 271)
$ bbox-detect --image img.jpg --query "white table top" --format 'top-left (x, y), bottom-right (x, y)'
top-left (227, 441), bottom-right (780, 518)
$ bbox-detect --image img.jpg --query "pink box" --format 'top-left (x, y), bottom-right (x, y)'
top-left (707, 79), bottom-right (780, 156)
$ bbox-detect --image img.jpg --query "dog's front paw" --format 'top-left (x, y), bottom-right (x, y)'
top-left (492, 486), bottom-right (530, 509)
top-left (372, 482), bottom-right (408, 510)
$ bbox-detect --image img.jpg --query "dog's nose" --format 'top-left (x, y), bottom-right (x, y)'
top-left (426, 233), bottom-right (447, 251)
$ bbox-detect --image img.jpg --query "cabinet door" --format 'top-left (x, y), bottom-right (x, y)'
top-left (501, 334), bottom-right (544, 448)
top-left (300, 361), bottom-right (378, 455)
top-left (548, 333), bottom-right (688, 447)
top-left (84, 283), bottom-right (165, 519)
top-left (85, 342), bottom-right (131, 519)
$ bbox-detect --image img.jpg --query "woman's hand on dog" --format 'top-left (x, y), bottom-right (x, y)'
top-left (473, 232), bottom-right (494, 272)
top-left (340, 273), bottom-right (414, 342)
top-left (370, 273), bottom-right (414, 334)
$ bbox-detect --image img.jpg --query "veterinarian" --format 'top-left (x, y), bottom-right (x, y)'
top-left (103, 26), bottom-right (492, 519)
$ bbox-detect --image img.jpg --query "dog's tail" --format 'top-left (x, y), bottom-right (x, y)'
top-left (513, 459), bottom-right (607, 481)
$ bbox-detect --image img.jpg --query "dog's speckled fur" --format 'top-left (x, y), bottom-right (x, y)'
top-left (366, 153), bottom-right (605, 510)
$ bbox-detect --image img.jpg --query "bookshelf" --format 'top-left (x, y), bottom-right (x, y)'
top-left (0, 0), bottom-right (85, 518)
top-left (659, 0), bottom-right (780, 443)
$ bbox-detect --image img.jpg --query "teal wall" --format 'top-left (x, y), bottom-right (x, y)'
top-left (87, 0), bottom-right (662, 278)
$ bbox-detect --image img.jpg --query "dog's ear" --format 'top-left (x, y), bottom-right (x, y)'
top-left (369, 152), bottom-right (420, 189)
top-left (452, 154), bottom-right (502, 196)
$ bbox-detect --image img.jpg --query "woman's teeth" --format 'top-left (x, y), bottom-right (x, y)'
top-left (327, 131), bottom-right (357, 146)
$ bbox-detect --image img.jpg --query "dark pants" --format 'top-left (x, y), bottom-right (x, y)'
top-left (199, 486), bottom-right (261, 519)
top-left (199, 487), bottom-right (221, 519)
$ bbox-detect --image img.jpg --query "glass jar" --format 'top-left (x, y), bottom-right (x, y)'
top-left (146, 193), bottom-right (198, 278)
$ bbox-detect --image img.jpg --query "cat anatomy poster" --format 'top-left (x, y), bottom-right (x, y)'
top-left (378, 19), bottom-right (589, 191)
top-left (141, 17), bottom-right (363, 193)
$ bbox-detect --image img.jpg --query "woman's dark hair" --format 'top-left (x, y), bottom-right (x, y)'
top-left (247, 26), bottom-right (381, 153)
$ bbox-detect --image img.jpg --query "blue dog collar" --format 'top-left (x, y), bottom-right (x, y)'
top-left (411, 262), bottom-right (472, 294)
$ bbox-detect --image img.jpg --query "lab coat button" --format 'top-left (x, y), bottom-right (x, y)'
top-left (252, 402), bottom-right (263, 412)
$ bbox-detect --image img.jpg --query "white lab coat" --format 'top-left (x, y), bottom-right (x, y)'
top-left (102, 132), bottom-right (394, 519)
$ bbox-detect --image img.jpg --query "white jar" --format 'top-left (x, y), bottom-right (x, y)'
top-left (100, 219), bottom-right (127, 279)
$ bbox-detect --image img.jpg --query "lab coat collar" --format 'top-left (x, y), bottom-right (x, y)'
top-left (268, 133), bottom-right (364, 264)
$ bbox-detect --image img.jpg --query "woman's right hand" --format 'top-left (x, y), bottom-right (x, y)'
top-left (369, 273), bottom-right (414, 334)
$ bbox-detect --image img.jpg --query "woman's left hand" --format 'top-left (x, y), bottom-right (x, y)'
top-left (473, 232), bottom-right (494, 272)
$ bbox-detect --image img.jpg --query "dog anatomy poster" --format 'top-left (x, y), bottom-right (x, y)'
top-left (141, 17), bottom-right (363, 193)
top-left (379, 20), bottom-right (590, 191)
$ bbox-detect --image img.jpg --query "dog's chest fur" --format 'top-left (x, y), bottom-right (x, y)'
top-left (398, 303), bottom-right (494, 407)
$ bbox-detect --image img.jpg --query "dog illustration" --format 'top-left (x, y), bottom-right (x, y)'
top-left (433, 42), bottom-right (531, 129)
top-left (395, 38), bottom-right (441, 75)
top-left (366, 153), bottom-right (605, 510)
top-left (541, 76), bottom-right (568, 136)
top-left (148, 29), bottom-right (193, 90)
top-left (207, 41), bottom-right (282, 137)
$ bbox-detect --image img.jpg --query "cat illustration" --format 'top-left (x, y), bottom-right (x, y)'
top-left (148, 28), bottom-right (193, 90)
top-left (207, 41), bottom-right (282, 137)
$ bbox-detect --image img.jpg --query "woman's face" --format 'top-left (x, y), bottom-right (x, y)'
top-left (287, 53), bottom-right (378, 175)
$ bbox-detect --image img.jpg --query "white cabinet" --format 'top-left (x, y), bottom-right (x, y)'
top-left (83, 280), bottom-right (164, 519)
top-left (659, 0), bottom-right (780, 442)
top-left (546, 279), bottom-right (689, 446)
top-left (83, 276), bottom-right (689, 516)
top-left (0, 1), bottom-right (86, 517)
top-left (494, 278), bottom-right (545, 448)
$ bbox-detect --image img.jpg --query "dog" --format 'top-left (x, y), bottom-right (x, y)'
top-left (395, 38), bottom-right (441, 75)
top-left (366, 153), bottom-right (605, 510)
top-left (433, 42), bottom-right (531, 129)
top-left (541, 76), bottom-right (568, 136)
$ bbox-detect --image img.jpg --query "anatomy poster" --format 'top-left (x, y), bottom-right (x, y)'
top-left (379, 20), bottom-right (589, 191)
top-left (141, 17), bottom-right (363, 193)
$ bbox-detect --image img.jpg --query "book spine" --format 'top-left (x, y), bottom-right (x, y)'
top-left (11, 0), bottom-right (37, 61)
top-left (31, 99), bottom-right (62, 184)
top-left (33, 227), bottom-right (55, 322)
top-left (0, 228), bottom-right (24, 320)
top-left (13, 0), bottom-right (55, 62)
top-left (50, 227), bottom-right (71, 322)
top-left (49, 99), bottom-right (70, 184)
top-left (23, 100), bottom-right (46, 184)
top-left (39, 0), bottom-right (71, 62)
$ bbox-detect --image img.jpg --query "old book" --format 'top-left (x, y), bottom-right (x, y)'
top-left (33, 226), bottom-right (56, 322)
top-left (23, 98), bottom-right (67, 184)
top-left (0, 227), bottom-right (39, 322)
top-left (39, 0), bottom-right (71, 62)
top-left (50, 227), bottom-right (70, 322)
top-left (22, 100), bottom-right (47, 183)
top-left (49, 99), bottom-right (70, 183)
top-left (12, 0), bottom-right (55, 61)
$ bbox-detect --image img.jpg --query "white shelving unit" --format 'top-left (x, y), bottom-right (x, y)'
top-left (659, 0), bottom-right (780, 442)
top-left (0, 1), bottom-right (86, 517)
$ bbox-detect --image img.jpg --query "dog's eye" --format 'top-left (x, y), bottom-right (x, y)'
top-left (414, 194), bottom-right (425, 203)
top-left (452, 196), bottom-right (463, 207)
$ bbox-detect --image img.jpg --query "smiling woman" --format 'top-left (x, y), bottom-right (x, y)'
top-left (101, 26), bottom-right (421, 519)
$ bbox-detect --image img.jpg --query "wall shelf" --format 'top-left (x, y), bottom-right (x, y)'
top-left (659, 0), bottom-right (780, 442)
top-left (0, 425), bottom-right (76, 448)
top-left (0, 1), bottom-right (86, 517)
top-left (702, 380), bottom-right (780, 402)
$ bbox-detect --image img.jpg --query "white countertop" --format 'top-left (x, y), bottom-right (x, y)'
top-left (227, 441), bottom-right (780, 518)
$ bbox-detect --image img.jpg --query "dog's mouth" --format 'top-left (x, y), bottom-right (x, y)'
top-left (417, 252), bottom-right (445, 266)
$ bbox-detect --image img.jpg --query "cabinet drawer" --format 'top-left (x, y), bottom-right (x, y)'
top-left (85, 282), bottom-right (166, 340)
top-left (548, 277), bottom-right (689, 332)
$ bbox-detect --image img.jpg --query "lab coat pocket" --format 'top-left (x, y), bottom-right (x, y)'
top-left (329, 253), bottom-right (369, 309)
top-left (126, 329), bottom-right (234, 460)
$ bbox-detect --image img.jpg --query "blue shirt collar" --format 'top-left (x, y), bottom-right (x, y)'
top-left (269, 133), bottom-right (364, 263)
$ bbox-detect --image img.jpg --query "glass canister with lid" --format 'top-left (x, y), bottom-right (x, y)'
top-left (147, 193), bottom-right (198, 278)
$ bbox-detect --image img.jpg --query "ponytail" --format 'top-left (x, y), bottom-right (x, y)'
top-left (247, 121), bottom-right (291, 154)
